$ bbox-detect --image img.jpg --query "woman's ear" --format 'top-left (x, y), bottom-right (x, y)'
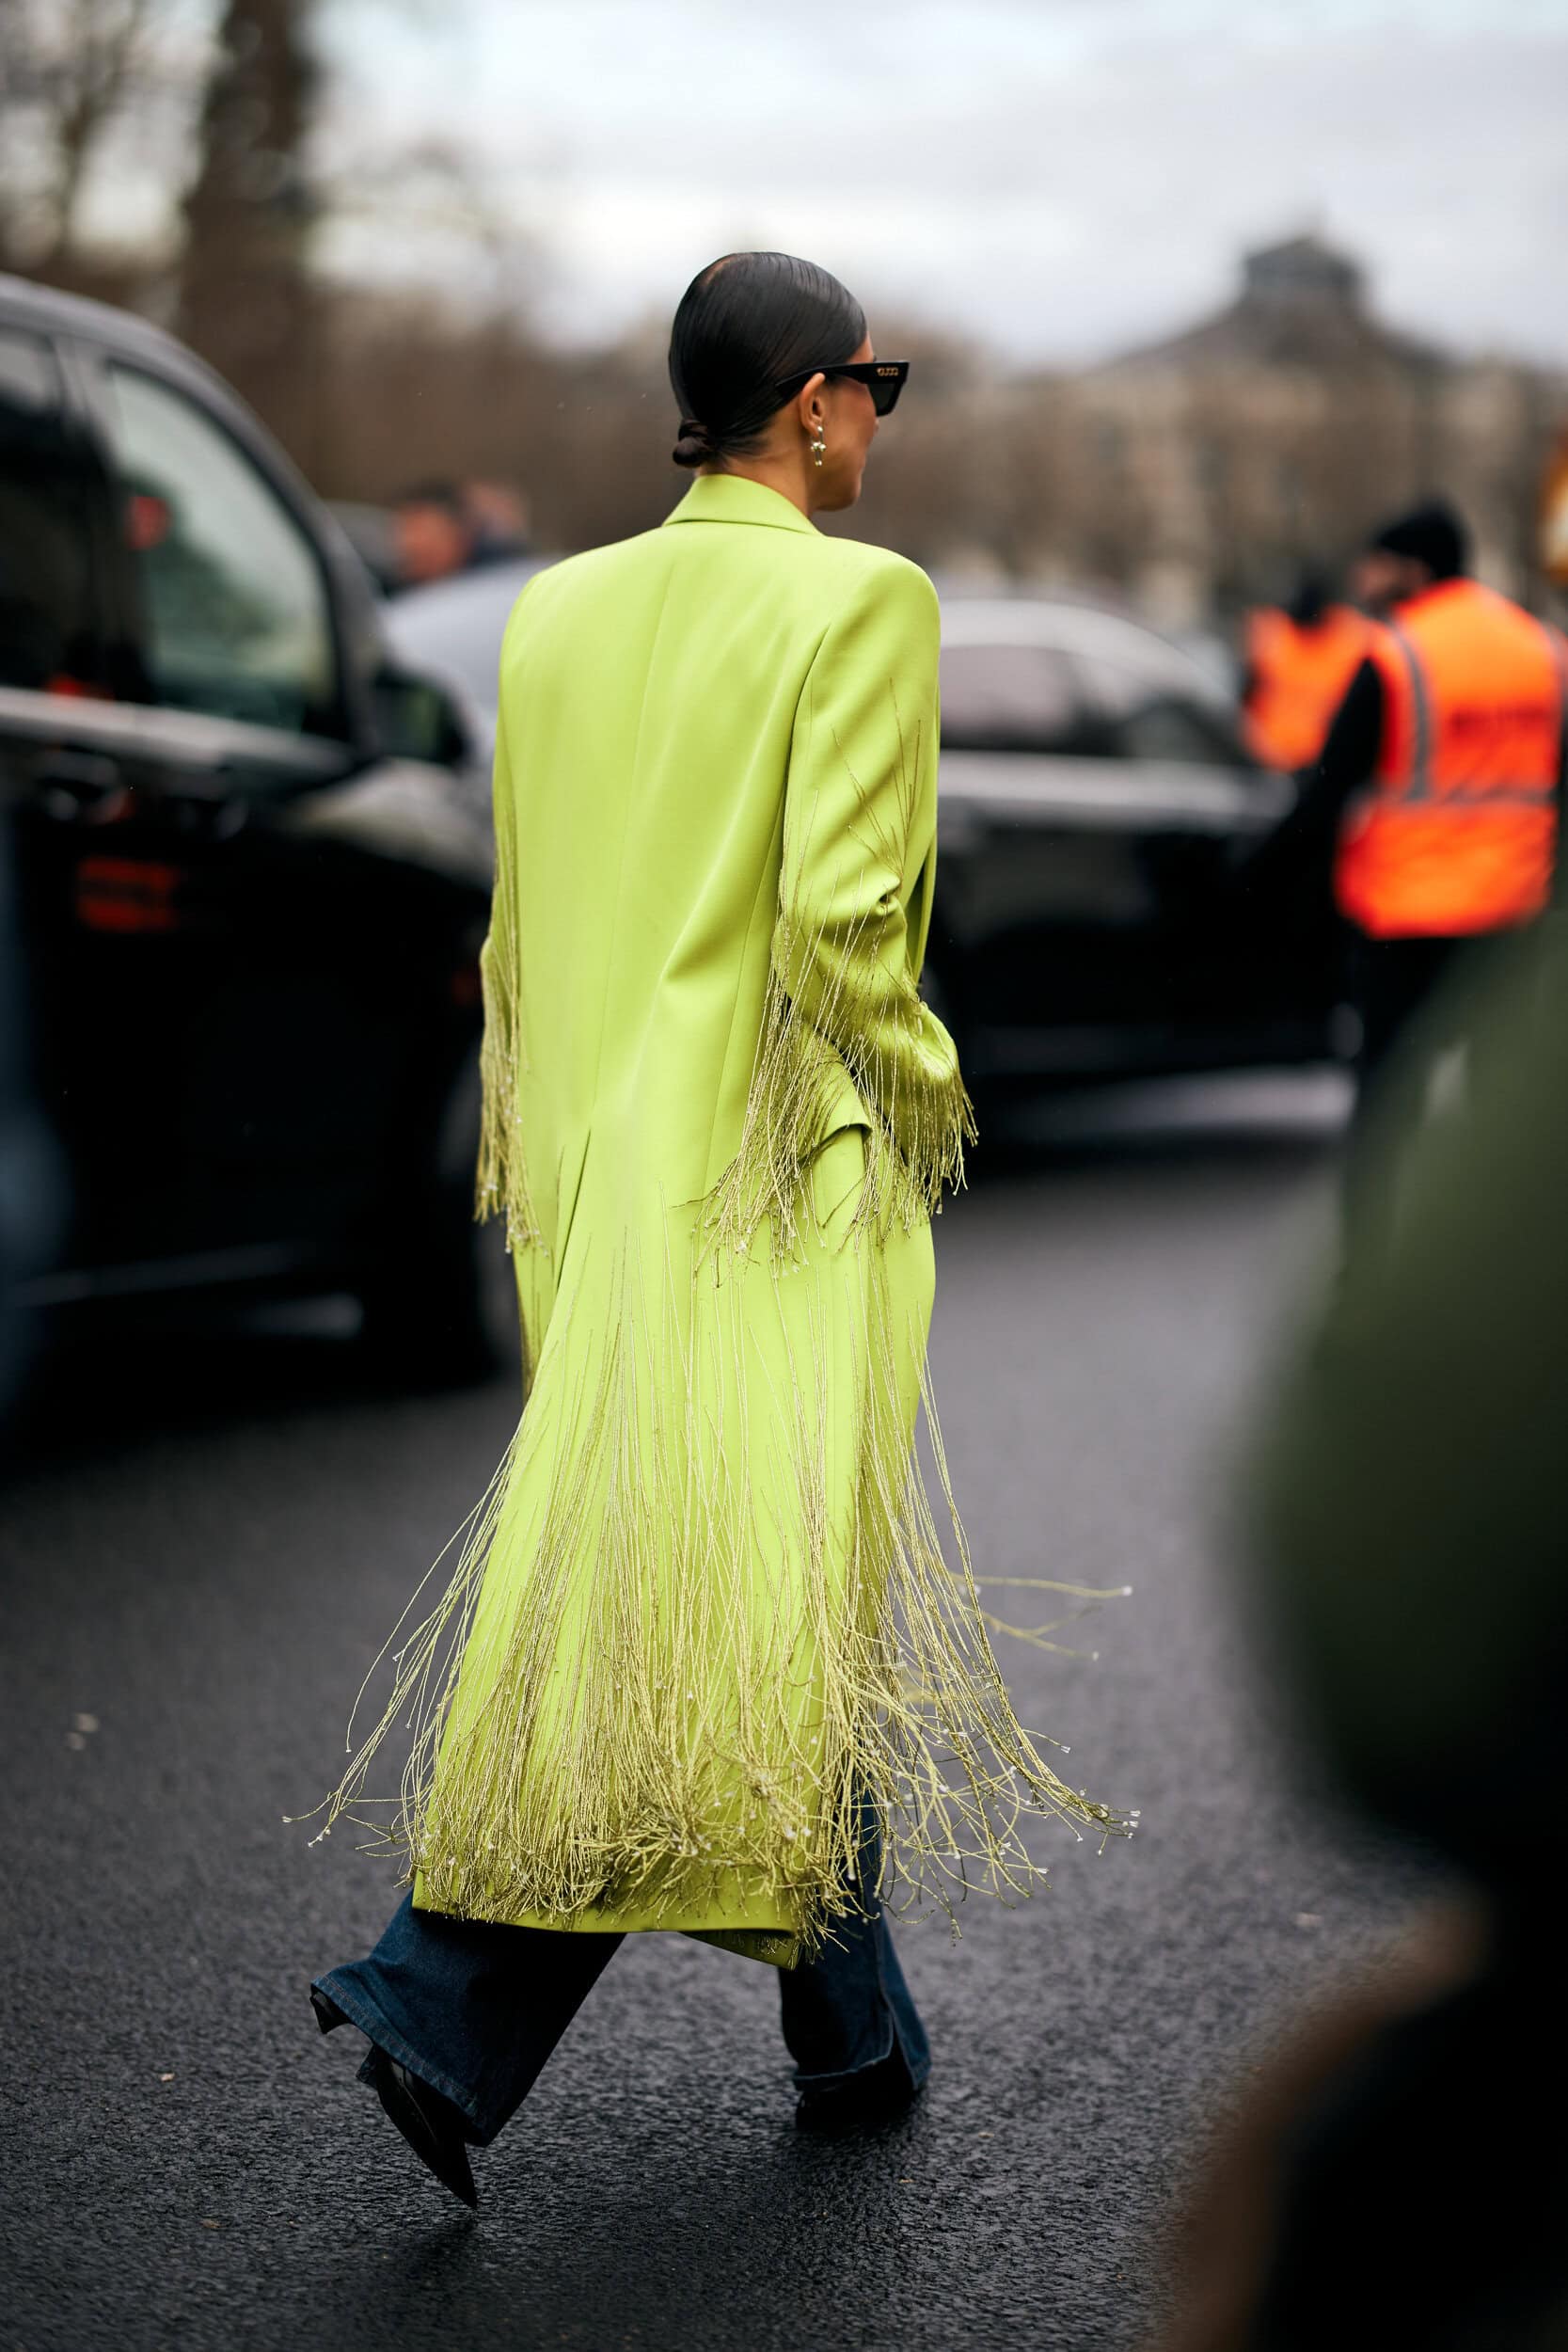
top-left (792, 372), bottom-right (827, 439)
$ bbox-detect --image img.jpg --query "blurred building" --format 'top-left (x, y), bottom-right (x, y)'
top-left (1027, 234), bottom-right (1566, 629)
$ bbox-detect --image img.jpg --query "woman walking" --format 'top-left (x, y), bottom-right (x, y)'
top-left (309, 252), bottom-right (1121, 2207)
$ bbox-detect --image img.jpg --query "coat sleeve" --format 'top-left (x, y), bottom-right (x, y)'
top-left (774, 557), bottom-right (973, 1187)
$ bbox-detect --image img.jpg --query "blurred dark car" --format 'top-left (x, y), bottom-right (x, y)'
top-left (390, 567), bottom-right (1340, 1090)
top-left (0, 274), bottom-right (509, 1378)
top-left (929, 600), bottom-right (1339, 1085)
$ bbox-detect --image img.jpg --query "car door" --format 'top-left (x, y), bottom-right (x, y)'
top-left (3, 318), bottom-right (486, 1294)
top-left (77, 342), bottom-right (379, 1272)
top-left (933, 630), bottom-right (1305, 1080)
top-left (1077, 653), bottom-right (1332, 1052)
top-left (0, 311), bottom-right (219, 1283)
top-left (933, 637), bottom-right (1180, 1073)
top-left (79, 336), bottom-right (500, 1280)
top-left (0, 319), bottom-right (106, 1331)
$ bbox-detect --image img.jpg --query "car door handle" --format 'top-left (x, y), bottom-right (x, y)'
top-left (155, 768), bottom-right (248, 839)
top-left (35, 751), bottom-right (132, 824)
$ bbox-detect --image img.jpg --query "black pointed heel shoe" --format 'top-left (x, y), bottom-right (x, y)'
top-left (368, 2049), bottom-right (478, 2211)
top-left (795, 2049), bottom-right (923, 2137)
top-left (309, 1986), bottom-right (350, 2035)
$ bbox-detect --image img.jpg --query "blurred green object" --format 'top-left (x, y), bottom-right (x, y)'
top-left (1252, 911), bottom-right (1568, 1879)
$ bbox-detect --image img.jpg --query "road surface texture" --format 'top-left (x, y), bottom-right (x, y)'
top-left (3, 1075), bottom-right (1434, 2352)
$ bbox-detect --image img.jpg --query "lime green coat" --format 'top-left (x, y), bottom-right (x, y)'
top-left (327, 474), bottom-right (1117, 1961)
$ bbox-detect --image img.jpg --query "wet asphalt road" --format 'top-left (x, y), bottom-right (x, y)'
top-left (2, 1074), bottom-right (1434, 2352)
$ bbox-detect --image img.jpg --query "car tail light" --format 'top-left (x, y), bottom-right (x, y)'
top-left (75, 856), bottom-right (183, 933)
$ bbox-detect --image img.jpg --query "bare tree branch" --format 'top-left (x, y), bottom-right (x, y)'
top-left (0, 0), bottom-right (210, 275)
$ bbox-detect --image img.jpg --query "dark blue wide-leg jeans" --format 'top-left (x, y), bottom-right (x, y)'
top-left (315, 1875), bottom-right (929, 2147)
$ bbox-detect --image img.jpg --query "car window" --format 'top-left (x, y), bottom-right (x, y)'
top-left (1079, 656), bottom-right (1244, 767)
top-left (1113, 699), bottom-right (1237, 764)
top-left (0, 326), bottom-right (106, 698)
top-left (98, 363), bottom-right (339, 734)
top-left (1077, 656), bottom-right (1162, 723)
top-left (939, 644), bottom-right (1099, 754)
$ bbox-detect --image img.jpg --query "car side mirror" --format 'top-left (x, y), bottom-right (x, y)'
top-left (370, 662), bottom-right (474, 769)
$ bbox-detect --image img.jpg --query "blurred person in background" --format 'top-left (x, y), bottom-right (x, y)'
top-left (1152, 914), bottom-right (1568, 2351)
top-left (391, 480), bottom-right (473, 588)
top-left (306, 250), bottom-right (1120, 2211)
top-left (1239, 568), bottom-right (1370, 776)
top-left (391, 478), bottom-right (532, 590)
top-left (461, 477), bottom-right (532, 566)
top-left (1298, 499), bottom-right (1565, 1119)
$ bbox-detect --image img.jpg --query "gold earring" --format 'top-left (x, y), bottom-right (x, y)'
top-left (810, 429), bottom-right (826, 469)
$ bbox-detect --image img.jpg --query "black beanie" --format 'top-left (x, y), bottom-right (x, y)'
top-left (1368, 498), bottom-right (1469, 581)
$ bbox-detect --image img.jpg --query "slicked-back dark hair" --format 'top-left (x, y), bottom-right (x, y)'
top-left (668, 252), bottom-right (866, 469)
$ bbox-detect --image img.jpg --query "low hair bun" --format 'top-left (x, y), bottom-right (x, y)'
top-left (669, 253), bottom-right (867, 473)
top-left (672, 417), bottom-right (716, 469)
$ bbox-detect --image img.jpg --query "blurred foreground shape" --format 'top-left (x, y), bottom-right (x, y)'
top-left (1154, 915), bottom-right (1568, 2350)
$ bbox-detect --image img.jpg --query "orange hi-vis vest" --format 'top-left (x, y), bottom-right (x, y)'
top-left (1335, 579), bottom-right (1567, 940)
top-left (1243, 602), bottom-right (1372, 771)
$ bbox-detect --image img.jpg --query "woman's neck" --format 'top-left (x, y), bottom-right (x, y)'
top-left (698, 451), bottom-right (818, 520)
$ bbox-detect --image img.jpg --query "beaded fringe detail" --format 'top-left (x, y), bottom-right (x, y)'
top-left (473, 912), bottom-right (539, 1253)
top-left (703, 689), bottom-right (974, 1269)
top-left (697, 903), bottom-right (974, 1272)
top-left (304, 1236), bottom-right (1131, 1949)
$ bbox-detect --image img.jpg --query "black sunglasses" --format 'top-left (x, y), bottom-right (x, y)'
top-left (774, 359), bottom-right (910, 417)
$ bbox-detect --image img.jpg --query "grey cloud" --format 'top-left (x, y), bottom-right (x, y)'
top-left (325, 3), bottom-right (1568, 365)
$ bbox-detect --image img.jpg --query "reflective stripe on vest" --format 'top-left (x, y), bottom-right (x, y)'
top-left (1384, 619), bottom-right (1433, 796)
top-left (1335, 581), bottom-right (1564, 939)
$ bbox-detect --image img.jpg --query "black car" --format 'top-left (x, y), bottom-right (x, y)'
top-left (928, 600), bottom-right (1340, 1087)
top-left (0, 275), bottom-right (506, 1377)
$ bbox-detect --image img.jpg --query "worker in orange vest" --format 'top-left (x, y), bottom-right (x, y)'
top-left (1294, 500), bottom-right (1567, 1107)
top-left (1241, 572), bottom-right (1371, 773)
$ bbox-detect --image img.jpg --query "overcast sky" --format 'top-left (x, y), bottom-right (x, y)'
top-left (315, 0), bottom-right (1564, 367)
